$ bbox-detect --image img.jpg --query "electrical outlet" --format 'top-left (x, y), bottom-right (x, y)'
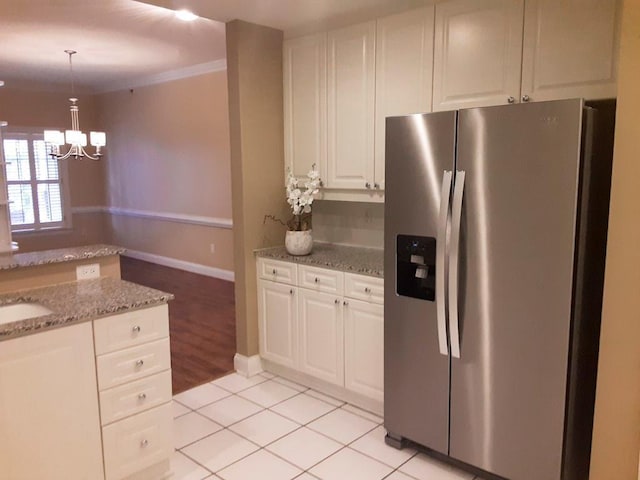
top-left (76, 263), bottom-right (100, 280)
top-left (210, 243), bottom-right (216, 254)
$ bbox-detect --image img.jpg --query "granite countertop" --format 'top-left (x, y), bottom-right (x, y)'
top-left (0, 244), bottom-right (126, 271)
top-left (255, 243), bottom-right (384, 278)
top-left (0, 277), bottom-right (173, 341)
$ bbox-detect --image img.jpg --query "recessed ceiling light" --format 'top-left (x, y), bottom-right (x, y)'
top-left (175, 9), bottom-right (197, 21)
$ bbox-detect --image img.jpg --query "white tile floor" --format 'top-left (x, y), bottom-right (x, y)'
top-left (171, 372), bottom-right (481, 480)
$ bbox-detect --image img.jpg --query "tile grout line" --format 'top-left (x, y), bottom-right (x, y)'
top-left (174, 373), bottom-right (390, 478)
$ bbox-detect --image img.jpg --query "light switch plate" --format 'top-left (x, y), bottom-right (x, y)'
top-left (76, 263), bottom-right (100, 280)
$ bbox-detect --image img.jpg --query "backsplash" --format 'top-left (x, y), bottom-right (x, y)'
top-left (312, 201), bottom-right (384, 249)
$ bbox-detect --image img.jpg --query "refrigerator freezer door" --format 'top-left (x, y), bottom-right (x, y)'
top-left (449, 99), bottom-right (584, 480)
top-left (384, 111), bottom-right (456, 455)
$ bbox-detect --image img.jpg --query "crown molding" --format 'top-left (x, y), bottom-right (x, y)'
top-left (96, 59), bottom-right (227, 94)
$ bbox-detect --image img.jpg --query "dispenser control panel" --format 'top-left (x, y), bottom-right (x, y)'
top-left (396, 235), bottom-right (436, 301)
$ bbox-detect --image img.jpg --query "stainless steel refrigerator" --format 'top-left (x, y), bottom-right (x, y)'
top-left (383, 98), bottom-right (614, 480)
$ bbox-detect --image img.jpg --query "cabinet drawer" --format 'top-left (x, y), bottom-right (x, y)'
top-left (344, 273), bottom-right (384, 304)
top-left (99, 370), bottom-right (172, 426)
top-left (97, 338), bottom-right (171, 391)
top-left (299, 265), bottom-right (344, 295)
top-left (102, 403), bottom-right (172, 480)
top-left (94, 304), bottom-right (169, 355)
top-left (258, 258), bottom-right (298, 285)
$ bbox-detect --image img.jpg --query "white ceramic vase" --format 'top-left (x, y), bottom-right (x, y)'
top-left (285, 230), bottom-right (313, 256)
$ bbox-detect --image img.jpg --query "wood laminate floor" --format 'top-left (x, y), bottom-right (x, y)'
top-left (120, 256), bottom-right (236, 394)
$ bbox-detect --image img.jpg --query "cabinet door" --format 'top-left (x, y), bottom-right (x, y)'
top-left (283, 33), bottom-right (327, 182)
top-left (433, 0), bottom-right (524, 111)
top-left (375, 7), bottom-right (435, 190)
top-left (258, 279), bottom-right (298, 368)
top-left (0, 323), bottom-right (104, 480)
top-left (327, 21), bottom-right (376, 190)
top-left (344, 299), bottom-right (384, 401)
top-left (298, 289), bottom-right (344, 386)
top-left (521, 0), bottom-right (620, 102)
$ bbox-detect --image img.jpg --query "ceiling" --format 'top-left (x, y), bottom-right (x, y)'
top-left (0, 0), bottom-right (433, 94)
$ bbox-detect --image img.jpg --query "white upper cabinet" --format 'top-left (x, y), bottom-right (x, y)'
top-left (433, 0), bottom-right (525, 111)
top-left (521, 0), bottom-right (621, 102)
top-left (375, 7), bottom-right (435, 190)
top-left (283, 33), bottom-right (327, 181)
top-left (282, 0), bottom-right (620, 199)
top-left (327, 21), bottom-right (376, 190)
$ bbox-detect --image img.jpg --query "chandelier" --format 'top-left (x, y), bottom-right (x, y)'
top-left (44, 50), bottom-right (106, 160)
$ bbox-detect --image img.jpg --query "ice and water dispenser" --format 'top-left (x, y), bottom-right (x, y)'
top-left (396, 235), bottom-right (436, 301)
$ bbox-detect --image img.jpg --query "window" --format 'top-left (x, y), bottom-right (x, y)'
top-left (2, 131), bottom-right (70, 231)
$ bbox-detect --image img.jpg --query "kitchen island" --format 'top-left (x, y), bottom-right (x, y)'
top-left (0, 244), bottom-right (174, 480)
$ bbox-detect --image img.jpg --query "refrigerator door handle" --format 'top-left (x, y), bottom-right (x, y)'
top-left (449, 170), bottom-right (466, 359)
top-left (436, 170), bottom-right (453, 356)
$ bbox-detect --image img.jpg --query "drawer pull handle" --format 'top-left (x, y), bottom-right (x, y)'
top-left (132, 325), bottom-right (141, 333)
top-left (140, 439), bottom-right (149, 448)
top-left (135, 359), bottom-right (145, 368)
top-left (272, 268), bottom-right (277, 275)
top-left (364, 287), bottom-right (371, 293)
top-left (138, 393), bottom-right (147, 401)
top-left (314, 277), bottom-right (319, 283)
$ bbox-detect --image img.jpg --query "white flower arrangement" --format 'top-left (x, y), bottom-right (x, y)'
top-left (286, 165), bottom-right (321, 216)
top-left (262, 165), bottom-right (321, 232)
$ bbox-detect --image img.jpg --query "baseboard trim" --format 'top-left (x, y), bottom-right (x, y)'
top-left (261, 358), bottom-right (383, 416)
top-left (234, 354), bottom-right (263, 377)
top-left (122, 249), bottom-right (235, 282)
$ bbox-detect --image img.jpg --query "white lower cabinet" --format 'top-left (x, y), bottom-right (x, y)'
top-left (258, 279), bottom-right (298, 368)
top-left (102, 403), bottom-right (173, 480)
top-left (257, 257), bottom-right (383, 408)
top-left (344, 299), bottom-right (384, 402)
top-left (0, 304), bottom-right (172, 480)
top-left (95, 304), bottom-right (173, 480)
top-left (0, 322), bottom-right (104, 480)
top-left (298, 289), bottom-right (344, 386)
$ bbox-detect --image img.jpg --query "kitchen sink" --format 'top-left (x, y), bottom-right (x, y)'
top-left (0, 303), bottom-right (53, 325)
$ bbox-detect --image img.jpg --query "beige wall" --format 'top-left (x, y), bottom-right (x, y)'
top-left (227, 20), bottom-right (289, 357)
top-left (109, 214), bottom-right (234, 272)
top-left (96, 71), bottom-right (233, 271)
top-left (0, 87), bottom-right (108, 252)
top-left (590, 0), bottom-right (640, 478)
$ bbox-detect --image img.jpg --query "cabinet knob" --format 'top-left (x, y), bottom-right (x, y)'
top-left (290, 289), bottom-right (294, 295)
top-left (314, 277), bottom-right (319, 283)
top-left (364, 287), bottom-right (371, 293)
top-left (140, 439), bottom-right (149, 448)
top-left (343, 301), bottom-right (349, 306)
top-left (335, 299), bottom-right (340, 305)
top-left (272, 268), bottom-right (277, 275)
top-left (522, 95), bottom-right (530, 102)
top-left (507, 96), bottom-right (515, 104)
top-left (132, 325), bottom-right (141, 333)
top-left (365, 182), bottom-right (371, 189)
top-left (374, 183), bottom-right (380, 189)
top-left (138, 393), bottom-right (147, 401)
top-left (135, 359), bottom-right (144, 368)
